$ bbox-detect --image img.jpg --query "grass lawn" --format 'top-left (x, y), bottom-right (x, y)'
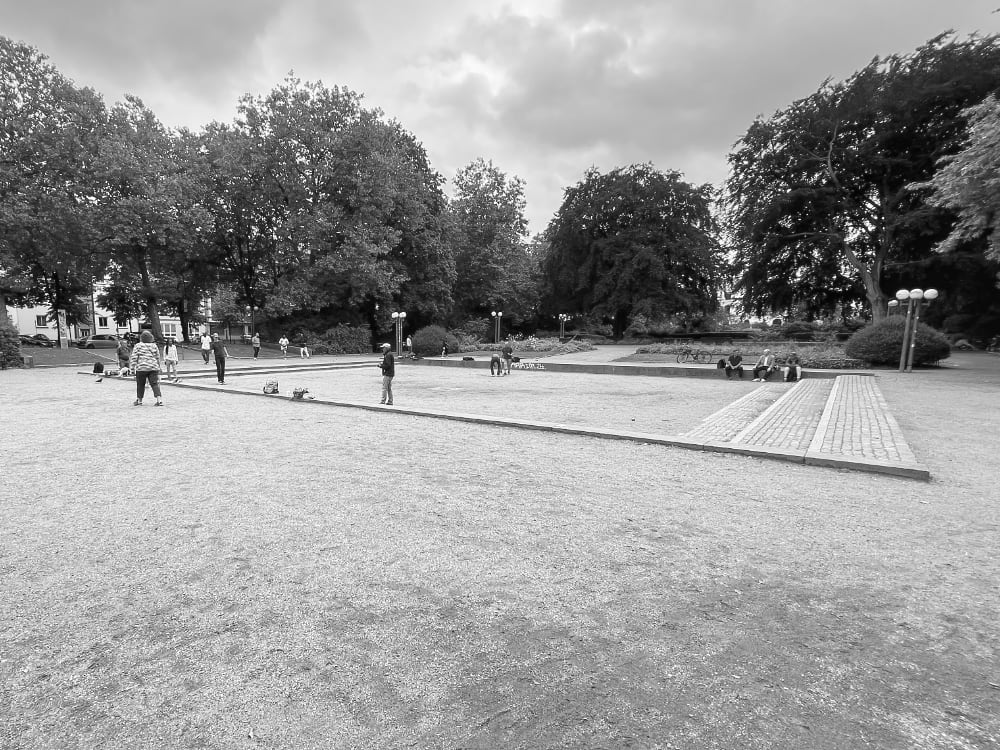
top-left (1, 358), bottom-right (997, 749)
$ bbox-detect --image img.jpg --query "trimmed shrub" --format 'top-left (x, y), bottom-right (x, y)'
top-left (412, 325), bottom-right (460, 356)
top-left (0, 314), bottom-right (23, 369)
top-left (318, 324), bottom-right (371, 354)
top-left (845, 318), bottom-right (950, 366)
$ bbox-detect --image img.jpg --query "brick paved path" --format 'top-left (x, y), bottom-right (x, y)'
top-left (681, 375), bottom-right (927, 479)
top-left (808, 375), bottom-right (919, 464)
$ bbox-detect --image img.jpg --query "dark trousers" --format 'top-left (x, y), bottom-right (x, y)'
top-left (215, 357), bottom-right (226, 382)
top-left (201, 349), bottom-right (210, 363)
top-left (253, 346), bottom-right (260, 359)
top-left (136, 371), bottom-right (162, 400)
top-left (725, 364), bottom-right (743, 379)
top-left (753, 366), bottom-right (772, 380)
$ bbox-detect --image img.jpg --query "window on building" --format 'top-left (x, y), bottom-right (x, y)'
top-left (161, 322), bottom-right (178, 338)
top-left (35, 315), bottom-right (47, 327)
top-left (97, 316), bottom-right (109, 328)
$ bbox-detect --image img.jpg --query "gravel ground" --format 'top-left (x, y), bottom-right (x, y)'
top-left (1, 358), bottom-right (997, 749)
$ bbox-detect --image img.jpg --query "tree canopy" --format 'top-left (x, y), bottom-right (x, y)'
top-left (913, 94), bottom-right (1000, 263)
top-left (541, 164), bottom-right (720, 337)
top-left (725, 33), bottom-right (1000, 321)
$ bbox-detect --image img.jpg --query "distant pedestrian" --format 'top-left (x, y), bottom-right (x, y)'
top-left (405, 335), bottom-right (412, 355)
top-left (200, 332), bottom-right (212, 364)
top-left (298, 335), bottom-right (310, 359)
top-left (163, 337), bottom-right (180, 380)
top-left (116, 337), bottom-right (131, 374)
top-left (501, 340), bottom-right (513, 375)
top-left (441, 340), bottom-right (448, 357)
top-left (279, 335), bottom-right (289, 358)
top-left (210, 333), bottom-right (229, 384)
top-left (490, 351), bottom-right (503, 376)
top-left (129, 330), bottom-right (163, 406)
top-left (251, 332), bottom-right (261, 360)
top-left (379, 342), bottom-right (394, 405)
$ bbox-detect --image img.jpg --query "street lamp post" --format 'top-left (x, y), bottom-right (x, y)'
top-left (391, 311), bottom-right (406, 357)
top-left (887, 299), bottom-right (899, 317)
top-left (491, 310), bottom-right (503, 344)
top-left (558, 313), bottom-right (571, 339)
top-left (897, 288), bottom-right (939, 373)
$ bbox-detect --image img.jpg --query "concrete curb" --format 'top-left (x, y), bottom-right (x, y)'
top-left (410, 357), bottom-right (873, 380)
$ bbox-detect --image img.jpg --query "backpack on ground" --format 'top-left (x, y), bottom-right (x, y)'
top-left (263, 379), bottom-right (279, 394)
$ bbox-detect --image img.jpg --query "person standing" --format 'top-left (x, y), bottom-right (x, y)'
top-left (163, 337), bottom-right (180, 381)
top-left (299, 335), bottom-right (310, 359)
top-left (251, 332), bottom-right (261, 361)
top-left (379, 342), bottom-right (394, 405)
top-left (501, 340), bottom-right (513, 376)
top-left (200, 331), bottom-right (212, 364)
top-left (279, 334), bottom-right (289, 358)
top-left (210, 333), bottom-right (229, 384)
top-left (405, 335), bottom-right (412, 356)
top-left (129, 330), bottom-right (163, 406)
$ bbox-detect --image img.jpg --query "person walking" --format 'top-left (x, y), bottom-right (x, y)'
top-left (379, 342), bottom-right (394, 405)
top-left (129, 330), bottom-right (163, 406)
top-left (405, 335), bottom-right (412, 357)
top-left (279, 334), bottom-right (289, 358)
top-left (200, 331), bottom-right (212, 364)
top-left (210, 333), bottom-right (230, 384)
top-left (163, 337), bottom-right (180, 381)
top-left (299, 335), bottom-right (310, 359)
top-left (501, 340), bottom-right (514, 376)
top-left (251, 332), bottom-right (261, 361)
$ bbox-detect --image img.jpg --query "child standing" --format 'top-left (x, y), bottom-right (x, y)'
top-left (163, 337), bottom-right (180, 381)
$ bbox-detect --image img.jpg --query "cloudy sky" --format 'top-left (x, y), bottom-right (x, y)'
top-left (3, 1), bottom-right (998, 234)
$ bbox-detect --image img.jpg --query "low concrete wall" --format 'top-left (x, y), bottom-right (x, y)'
top-left (409, 357), bottom-right (871, 380)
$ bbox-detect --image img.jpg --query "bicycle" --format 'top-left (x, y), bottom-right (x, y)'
top-left (675, 347), bottom-right (714, 364)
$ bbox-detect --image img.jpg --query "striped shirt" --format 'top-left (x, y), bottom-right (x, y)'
top-left (129, 342), bottom-right (161, 372)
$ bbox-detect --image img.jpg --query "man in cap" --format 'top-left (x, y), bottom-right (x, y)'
top-left (379, 343), bottom-right (395, 405)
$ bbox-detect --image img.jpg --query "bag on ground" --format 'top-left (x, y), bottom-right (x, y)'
top-left (263, 379), bottom-right (279, 394)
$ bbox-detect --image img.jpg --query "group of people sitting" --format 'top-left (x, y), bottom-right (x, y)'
top-left (722, 349), bottom-right (801, 382)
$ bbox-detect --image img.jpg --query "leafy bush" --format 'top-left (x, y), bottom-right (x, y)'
top-left (412, 325), bottom-right (460, 356)
top-left (481, 336), bottom-right (596, 354)
top-left (317, 324), bottom-right (371, 354)
top-left (0, 315), bottom-right (22, 369)
top-left (845, 318), bottom-right (950, 366)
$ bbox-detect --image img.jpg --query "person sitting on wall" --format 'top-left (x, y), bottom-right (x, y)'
top-left (724, 350), bottom-right (744, 379)
top-left (782, 352), bottom-right (803, 382)
top-left (751, 349), bottom-right (776, 382)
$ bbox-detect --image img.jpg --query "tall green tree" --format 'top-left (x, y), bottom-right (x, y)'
top-left (913, 94), bottom-right (1000, 264)
top-left (541, 164), bottom-right (720, 338)
top-left (725, 33), bottom-right (1000, 321)
top-left (448, 158), bottom-right (533, 326)
top-left (210, 76), bottom-right (453, 334)
top-left (0, 37), bottom-right (107, 332)
top-left (92, 97), bottom-right (211, 341)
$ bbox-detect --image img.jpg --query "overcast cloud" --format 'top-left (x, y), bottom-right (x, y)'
top-left (2, 0), bottom-right (998, 233)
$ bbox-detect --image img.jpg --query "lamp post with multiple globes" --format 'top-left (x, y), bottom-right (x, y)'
top-left (896, 288), bottom-right (938, 373)
top-left (491, 310), bottom-right (503, 343)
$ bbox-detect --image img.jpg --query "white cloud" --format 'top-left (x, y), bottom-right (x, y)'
top-left (4, 0), bottom-right (999, 233)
